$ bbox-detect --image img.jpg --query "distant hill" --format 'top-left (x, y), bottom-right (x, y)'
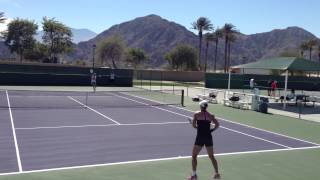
top-left (74, 15), bottom-right (318, 68)
top-left (75, 15), bottom-right (197, 67)
top-left (35, 28), bottom-right (97, 44)
top-left (230, 26), bottom-right (317, 65)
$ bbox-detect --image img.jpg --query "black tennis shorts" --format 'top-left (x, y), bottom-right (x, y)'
top-left (194, 135), bottom-right (213, 147)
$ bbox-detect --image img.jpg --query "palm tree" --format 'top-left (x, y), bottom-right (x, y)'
top-left (299, 42), bottom-right (309, 58)
top-left (213, 28), bottom-right (223, 72)
top-left (227, 33), bottom-right (237, 69)
top-left (0, 12), bottom-right (6, 24)
top-left (307, 39), bottom-right (318, 60)
top-left (204, 32), bottom-right (215, 72)
top-left (222, 23), bottom-right (237, 73)
top-left (192, 17), bottom-right (213, 70)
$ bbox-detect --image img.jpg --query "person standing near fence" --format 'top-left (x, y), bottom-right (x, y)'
top-left (250, 78), bottom-right (255, 92)
top-left (271, 80), bottom-right (277, 97)
top-left (110, 70), bottom-right (115, 84)
top-left (91, 73), bottom-right (97, 92)
top-left (267, 79), bottom-right (272, 96)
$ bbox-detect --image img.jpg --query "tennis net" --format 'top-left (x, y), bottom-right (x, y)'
top-left (0, 89), bottom-right (184, 109)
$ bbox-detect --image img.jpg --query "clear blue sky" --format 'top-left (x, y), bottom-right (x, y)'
top-left (1, 0), bottom-right (319, 37)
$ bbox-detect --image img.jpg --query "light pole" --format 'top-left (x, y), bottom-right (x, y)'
top-left (92, 44), bottom-right (96, 70)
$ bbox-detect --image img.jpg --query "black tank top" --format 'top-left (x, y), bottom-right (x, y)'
top-left (197, 111), bottom-right (211, 137)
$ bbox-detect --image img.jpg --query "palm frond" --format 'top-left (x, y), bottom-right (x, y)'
top-left (222, 23), bottom-right (238, 34)
top-left (205, 32), bottom-right (215, 42)
top-left (0, 12), bottom-right (6, 23)
top-left (300, 41), bottom-right (309, 51)
top-left (214, 28), bottom-right (224, 38)
top-left (307, 38), bottom-right (318, 47)
top-left (191, 17), bottom-right (213, 31)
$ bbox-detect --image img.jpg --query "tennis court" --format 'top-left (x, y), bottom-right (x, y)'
top-left (0, 88), bottom-right (318, 177)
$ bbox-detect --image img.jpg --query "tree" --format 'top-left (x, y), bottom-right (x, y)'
top-left (97, 35), bottom-right (126, 69)
top-left (165, 44), bottom-right (198, 71)
top-left (23, 42), bottom-right (48, 62)
top-left (0, 12), bottom-right (6, 24)
top-left (299, 41), bottom-right (309, 58)
top-left (3, 18), bottom-right (38, 62)
top-left (213, 28), bottom-right (223, 72)
top-left (125, 48), bottom-right (147, 69)
top-left (306, 39), bottom-right (318, 60)
top-left (204, 32), bottom-right (214, 72)
top-left (222, 23), bottom-right (238, 72)
top-left (42, 17), bottom-right (73, 63)
top-left (192, 17), bottom-right (213, 70)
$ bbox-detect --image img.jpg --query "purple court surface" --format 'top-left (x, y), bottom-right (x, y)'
top-left (0, 90), bottom-right (318, 174)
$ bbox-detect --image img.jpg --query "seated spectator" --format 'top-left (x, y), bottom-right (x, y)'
top-left (287, 89), bottom-right (295, 100)
top-left (280, 89), bottom-right (295, 102)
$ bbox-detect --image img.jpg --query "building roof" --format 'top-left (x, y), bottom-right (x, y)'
top-left (232, 57), bottom-right (320, 71)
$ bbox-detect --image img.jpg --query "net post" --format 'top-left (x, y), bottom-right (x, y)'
top-left (181, 89), bottom-right (185, 106)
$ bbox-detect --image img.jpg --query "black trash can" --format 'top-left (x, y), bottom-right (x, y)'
top-left (259, 97), bottom-right (269, 113)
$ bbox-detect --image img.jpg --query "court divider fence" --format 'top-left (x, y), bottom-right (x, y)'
top-left (205, 73), bottom-right (320, 91)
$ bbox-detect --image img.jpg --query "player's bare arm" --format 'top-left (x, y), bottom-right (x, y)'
top-left (210, 114), bottom-right (219, 132)
top-left (192, 114), bottom-right (197, 129)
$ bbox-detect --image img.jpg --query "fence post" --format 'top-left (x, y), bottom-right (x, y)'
top-left (160, 71), bottom-right (163, 91)
top-left (187, 85), bottom-right (189, 97)
top-left (140, 71), bottom-right (143, 88)
top-left (173, 83), bottom-right (175, 94)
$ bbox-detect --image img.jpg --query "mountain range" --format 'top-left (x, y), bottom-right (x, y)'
top-left (75, 15), bottom-right (318, 68)
top-left (1, 14), bottom-right (319, 68)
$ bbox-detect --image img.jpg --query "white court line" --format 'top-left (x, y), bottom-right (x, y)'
top-left (0, 145), bottom-right (319, 176)
top-left (15, 121), bottom-right (188, 130)
top-left (8, 95), bottom-right (117, 98)
top-left (123, 92), bottom-right (320, 146)
top-left (116, 94), bottom-right (291, 148)
top-left (67, 96), bottom-right (121, 125)
top-left (5, 90), bottom-right (23, 172)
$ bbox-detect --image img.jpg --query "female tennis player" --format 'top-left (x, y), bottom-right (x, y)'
top-left (91, 73), bottom-right (97, 92)
top-left (188, 100), bottom-right (221, 180)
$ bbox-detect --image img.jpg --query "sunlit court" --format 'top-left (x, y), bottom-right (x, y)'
top-left (1, 0), bottom-right (320, 180)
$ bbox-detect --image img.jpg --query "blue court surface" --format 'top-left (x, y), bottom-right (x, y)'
top-left (0, 90), bottom-right (318, 175)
